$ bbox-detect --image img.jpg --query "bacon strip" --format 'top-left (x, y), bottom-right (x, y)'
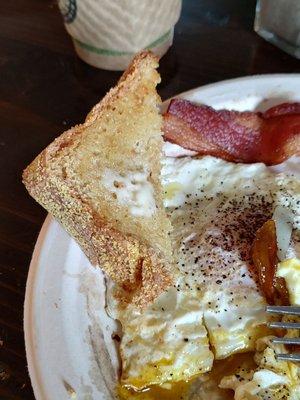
top-left (263, 102), bottom-right (300, 118)
top-left (163, 99), bottom-right (300, 165)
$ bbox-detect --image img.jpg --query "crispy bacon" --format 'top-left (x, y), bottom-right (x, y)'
top-left (252, 220), bottom-right (289, 305)
top-left (263, 102), bottom-right (300, 118)
top-left (163, 99), bottom-right (300, 165)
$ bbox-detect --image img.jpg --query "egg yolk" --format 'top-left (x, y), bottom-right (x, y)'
top-left (117, 353), bottom-right (257, 400)
top-left (277, 258), bottom-right (300, 305)
top-left (117, 379), bottom-right (190, 400)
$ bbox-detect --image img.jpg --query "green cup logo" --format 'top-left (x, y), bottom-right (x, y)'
top-left (58, 0), bottom-right (77, 23)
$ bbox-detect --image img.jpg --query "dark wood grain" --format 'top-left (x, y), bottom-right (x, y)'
top-left (0, 0), bottom-right (299, 398)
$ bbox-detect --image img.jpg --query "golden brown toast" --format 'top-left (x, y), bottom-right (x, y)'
top-left (23, 52), bottom-right (173, 308)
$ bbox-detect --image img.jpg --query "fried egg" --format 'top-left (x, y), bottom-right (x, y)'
top-left (118, 287), bottom-right (213, 389)
top-left (163, 156), bottom-right (277, 360)
top-left (220, 336), bottom-right (300, 399)
top-left (108, 145), bottom-right (300, 398)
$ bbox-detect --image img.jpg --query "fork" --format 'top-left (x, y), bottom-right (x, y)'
top-left (266, 305), bottom-right (300, 362)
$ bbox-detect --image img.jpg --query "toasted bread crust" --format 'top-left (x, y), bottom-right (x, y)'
top-left (23, 52), bottom-right (172, 308)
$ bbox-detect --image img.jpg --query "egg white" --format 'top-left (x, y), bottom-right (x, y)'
top-left (110, 149), bottom-right (300, 395)
top-left (220, 336), bottom-right (300, 399)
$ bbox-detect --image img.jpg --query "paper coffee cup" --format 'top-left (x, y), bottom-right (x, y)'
top-left (58, 0), bottom-right (182, 70)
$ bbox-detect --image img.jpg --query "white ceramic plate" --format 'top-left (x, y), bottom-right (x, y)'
top-left (24, 74), bottom-right (300, 400)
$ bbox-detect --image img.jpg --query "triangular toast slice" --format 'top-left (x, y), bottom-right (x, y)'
top-left (23, 52), bottom-right (173, 308)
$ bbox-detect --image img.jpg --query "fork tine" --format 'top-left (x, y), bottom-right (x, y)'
top-left (266, 305), bottom-right (300, 315)
top-left (266, 306), bottom-right (300, 362)
top-left (269, 321), bottom-right (300, 329)
top-left (272, 337), bottom-right (300, 345)
top-left (277, 353), bottom-right (300, 362)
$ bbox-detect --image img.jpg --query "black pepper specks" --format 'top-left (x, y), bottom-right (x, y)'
top-left (165, 165), bottom-right (297, 333)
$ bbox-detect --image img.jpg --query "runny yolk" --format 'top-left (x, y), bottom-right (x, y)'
top-left (117, 352), bottom-right (256, 400)
top-left (117, 379), bottom-right (191, 400)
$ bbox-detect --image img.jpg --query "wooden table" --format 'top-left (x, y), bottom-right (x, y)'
top-left (0, 0), bottom-right (299, 398)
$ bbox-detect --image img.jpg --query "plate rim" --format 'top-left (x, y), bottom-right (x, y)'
top-left (162, 72), bottom-right (300, 101)
top-left (24, 215), bottom-right (53, 400)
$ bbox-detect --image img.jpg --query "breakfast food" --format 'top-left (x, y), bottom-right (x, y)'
top-left (220, 335), bottom-right (300, 399)
top-left (115, 151), bottom-right (300, 398)
top-left (23, 52), bottom-right (173, 308)
top-left (164, 99), bottom-right (300, 164)
top-left (23, 52), bottom-right (300, 399)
